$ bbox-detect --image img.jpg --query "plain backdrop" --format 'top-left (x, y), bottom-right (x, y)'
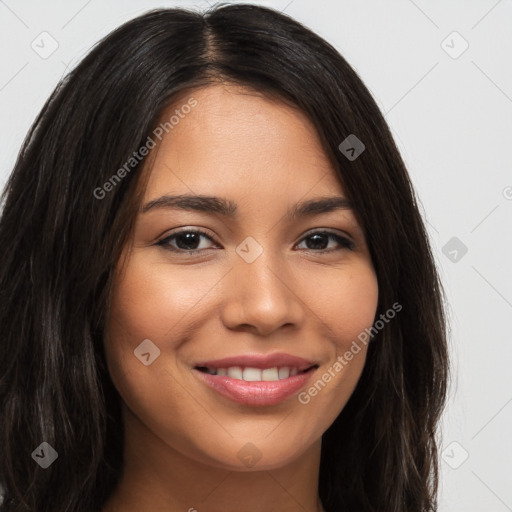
top-left (1, 1), bottom-right (511, 510)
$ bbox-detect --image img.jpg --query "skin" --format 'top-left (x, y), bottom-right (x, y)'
top-left (102, 83), bottom-right (379, 512)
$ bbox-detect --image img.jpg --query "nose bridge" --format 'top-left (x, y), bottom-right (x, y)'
top-left (220, 236), bottom-right (303, 334)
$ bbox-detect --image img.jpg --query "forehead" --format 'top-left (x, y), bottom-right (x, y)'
top-left (144, 84), bottom-right (344, 200)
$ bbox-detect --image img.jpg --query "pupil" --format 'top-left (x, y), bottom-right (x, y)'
top-left (307, 234), bottom-right (327, 250)
top-left (177, 232), bottom-right (200, 250)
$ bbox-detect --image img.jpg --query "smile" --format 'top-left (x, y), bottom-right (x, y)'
top-left (196, 365), bottom-right (315, 380)
top-left (193, 353), bottom-right (319, 406)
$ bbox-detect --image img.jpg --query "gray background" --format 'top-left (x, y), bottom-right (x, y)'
top-left (1, 1), bottom-right (511, 510)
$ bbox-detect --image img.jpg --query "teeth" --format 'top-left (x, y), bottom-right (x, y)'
top-left (243, 367), bottom-right (262, 381)
top-left (202, 365), bottom-right (306, 381)
top-left (278, 367), bottom-right (290, 379)
top-left (227, 366), bottom-right (243, 379)
top-left (262, 367), bottom-right (279, 381)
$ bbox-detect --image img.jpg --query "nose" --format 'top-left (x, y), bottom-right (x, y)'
top-left (220, 248), bottom-right (305, 336)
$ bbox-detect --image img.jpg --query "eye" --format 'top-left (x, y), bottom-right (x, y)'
top-left (295, 230), bottom-right (355, 252)
top-left (156, 228), bottom-right (217, 253)
top-left (156, 228), bottom-right (355, 254)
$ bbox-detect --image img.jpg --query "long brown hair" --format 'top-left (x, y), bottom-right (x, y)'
top-left (0, 4), bottom-right (449, 511)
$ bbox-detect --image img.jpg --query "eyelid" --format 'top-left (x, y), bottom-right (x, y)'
top-left (156, 227), bottom-right (218, 249)
top-left (302, 228), bottom-right (354, 243)
top-left (296, 229), bottom-right (355, 251)
top-left (156, 227), bottom-right (355, 253)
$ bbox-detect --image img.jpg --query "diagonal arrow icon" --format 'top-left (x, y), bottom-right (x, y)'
top-left (134, 339), bottom-right (161, 366)
top-left (31, 442), bottom-right (58, 468)
top-left (442, 237), bottom-right (467, 263)
top-left (339, 134), bottom-right (365, 160)
top-left (237, 442), bottom-right (262, 467)
top-left (236, 236), bottom-right (263, 263)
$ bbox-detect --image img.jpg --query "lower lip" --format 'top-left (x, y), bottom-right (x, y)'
top-left (194, 368), bottom-right (317, 406)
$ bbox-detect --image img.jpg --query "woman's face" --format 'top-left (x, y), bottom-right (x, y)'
top-left (104, 84), bottom-right (379, 470)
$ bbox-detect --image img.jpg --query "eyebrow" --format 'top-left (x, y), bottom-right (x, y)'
top-left (141, 194), bottom-right (353, 220)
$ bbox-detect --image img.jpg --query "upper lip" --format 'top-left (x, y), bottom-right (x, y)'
top-left (194, 352), bottom-right (318, 371)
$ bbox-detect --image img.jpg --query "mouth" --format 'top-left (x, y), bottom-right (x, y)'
top-left (192, 354), bottom-right (319, 406)
top-left (195, 364), bottom-right (317, 380)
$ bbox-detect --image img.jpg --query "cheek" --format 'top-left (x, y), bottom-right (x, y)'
top-left (102, 254), bottom-right (185, 396)
top-left (106, 252), bottom-right (220, 347)
top-left (103, 255), bottom-right (212, 457)
top-left (297, 262), bottom-right (378, 418)
top-left (317, 261), bottom-right (379, 346)
top-left (103, 251), bottom-right (230, 419)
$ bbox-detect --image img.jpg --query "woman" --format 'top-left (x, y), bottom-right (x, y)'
top-left (0, 4), bottom-right (449, 511)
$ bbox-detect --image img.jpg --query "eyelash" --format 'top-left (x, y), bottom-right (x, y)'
top-left (156, 228), bottom-right (355, 255)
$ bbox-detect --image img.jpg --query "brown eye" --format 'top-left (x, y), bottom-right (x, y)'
top-left (157, 229), bottom-right (217, 253)
top-left (295, 231), bottom-right (354, 252)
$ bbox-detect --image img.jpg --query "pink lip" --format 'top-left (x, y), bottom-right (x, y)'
top-left (194, 369), bottom-right (317, 406)
top-left (193, 352), bottom-right (318, 406)
top-left (194, 352), bottom-right (317, 371)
